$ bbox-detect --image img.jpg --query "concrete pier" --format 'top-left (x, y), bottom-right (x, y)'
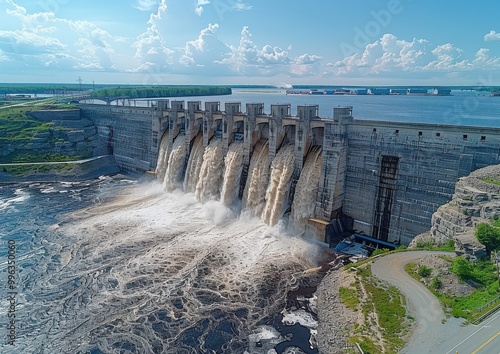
top-left (79, 100), bottom-right (500, 245)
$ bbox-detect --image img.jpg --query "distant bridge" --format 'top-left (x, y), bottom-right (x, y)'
top-left (75, 96), bottom-right (132, 105)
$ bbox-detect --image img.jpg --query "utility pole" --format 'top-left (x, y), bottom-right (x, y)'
top-left (77, 76), bottom-right (83, 91)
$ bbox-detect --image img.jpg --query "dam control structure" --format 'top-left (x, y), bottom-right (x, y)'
top-left (79, 100), bottom-right (500, 246)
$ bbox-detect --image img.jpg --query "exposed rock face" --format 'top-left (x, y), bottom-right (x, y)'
top-left (316, 269), bottom-right (358, 353)
top-left (2, 110), bottom-right (98, 160)
top-left (412, 165), bottom-right (500, 259)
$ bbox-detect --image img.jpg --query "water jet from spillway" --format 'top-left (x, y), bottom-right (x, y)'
top-left (155, 132), bottom-right (170, 181)
top-left (220, 142), bottom-right (244, 206)
top-left (195, 139), bottom-right (224, 202)
top-left (163, 135), bottom-right (186, 191)
top-left (242, 140), bottom-right (270, 217)
top-left (262, 144), bottom-right (295, 227)
top-left (291, 146), bottom-right (323, 231)
top-left (183, 134), bottom-right (204, 193)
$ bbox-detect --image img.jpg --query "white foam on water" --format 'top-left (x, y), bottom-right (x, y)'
top-left (8, 180), bottom-right (323, 353)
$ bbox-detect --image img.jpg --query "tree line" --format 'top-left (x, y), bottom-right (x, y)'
top-left (0, 84), bottom-right (95, 94)
top-left (89, 86), bottom-right (232, 99)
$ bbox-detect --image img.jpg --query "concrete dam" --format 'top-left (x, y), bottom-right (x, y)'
top-left (79, 100), bottom-right (500, 245)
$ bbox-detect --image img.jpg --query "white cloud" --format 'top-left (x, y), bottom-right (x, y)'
top-left (0, 0), bottom-right (122, 72)
top-left (194, 0), bottom-right (210, 16)
top-left (0, 29), bottom-right (66, 54)
top-left (484, 30), bottom-right (500, 41)
top-left (325, 33), bottom-right (500, 78)
top-left (180, 23), bottom-right (220, 66)
top-left (472, 48), bottom-right (500, 68)
top-left (424, 43), bottom-right (469, 71)
top-left (218, 26), bottom-right (291, 75)
top-left (133, 0), bottom-right (159, 12)
top-left (132, 0), bottom-right (174, 71)
top-left (294, 53), bottom-right (322, 65)
top-left (289, 54), bottom-right (323, 76)
top-left (0, 49), bottom-right (10, 61)
top-left (233, 1), bottom-right (252, 11)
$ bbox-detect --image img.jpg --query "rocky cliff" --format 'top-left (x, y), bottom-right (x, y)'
top-left (412, 164), bottom-right (500, 258)
top-left (1, 109), bottom-right (98, 161)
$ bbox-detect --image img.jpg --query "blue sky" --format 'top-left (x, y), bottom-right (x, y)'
top-left (1, 0), bottom-right (499, 86)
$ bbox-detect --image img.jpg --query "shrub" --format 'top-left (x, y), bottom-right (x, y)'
top-left (431, 277), bottom-right (442, 289)
top-left (452, 257), bottom-right (473, 281)
top-left (372, 248), bottom-right (390, 256)
top-left (476, 223), bottom-right (500, 254)
top-left (418, 265), bottom-right (433, 278)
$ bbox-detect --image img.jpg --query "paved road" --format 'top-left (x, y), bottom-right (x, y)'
top-left (433, 312), bottom-right (500, 354)
top-left (0, 97), bottom-right (54, 110)
top-left (372, 251), bottom-right (500, 354)
top-left (0, 155), bottom-right (110, 166)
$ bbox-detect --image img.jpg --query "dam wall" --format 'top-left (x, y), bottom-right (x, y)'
top-left (78, 100), bottom-right (500, 245)
top-left (79, 103), bottom-right (165, 174)
top-left (342, 119), bottom-right (500, 244)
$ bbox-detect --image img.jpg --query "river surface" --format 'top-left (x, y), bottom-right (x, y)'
top-left (0, 177), bottom-right (325, 353)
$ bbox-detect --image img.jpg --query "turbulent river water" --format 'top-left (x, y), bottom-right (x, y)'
top-left (0, 139), bottom-right (323, 354)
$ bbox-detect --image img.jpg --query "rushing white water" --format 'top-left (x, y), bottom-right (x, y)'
top-left (183, 134), bottom-right (204, 193)
top-left (4, 181), bottom-right (325, 353)
top-left (291, 146), bottom-right (323, 230)
top-left (23, 184), bottom-right (317, 354)
top-left (262, 145), bottom-right (295, 227)
top-left (242, 140), bottom-right (270, 216)
top-left (220, 142), bottom-right (244, 206)
top-left (195, 139), bottom-right (224, 202)
top-left (155, 132), bottom-right (170, 181)
top-left (163, 135), bottom-right (186, 191)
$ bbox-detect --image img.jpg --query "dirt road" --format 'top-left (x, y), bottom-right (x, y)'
top-left (371, 251), bottom-right (458, 353)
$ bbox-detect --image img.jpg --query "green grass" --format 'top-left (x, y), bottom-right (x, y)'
top-left (0, 152), bottom-right (85, 164)
top-left (349, 336), bottom-right (381, 354)
top-left (415, 239), bottom-right (455, 252)
top-left (341, 265), bottom-right (409, 353)
top-left (482, 177), bottom-right (500, 185)
top-left (2, 162), bottom-right (77, 176)
top-left (405, 260), bottom-right (500, 322)
top-left (339, 286), bottom-right (359, 310)
top-left (0, 151), bottom-right (85, 176)
top-left (0, 102), bottom-right (78, 141)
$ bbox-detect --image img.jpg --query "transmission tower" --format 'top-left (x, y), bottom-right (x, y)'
top-left (77, 76), bottom-right (83, 91)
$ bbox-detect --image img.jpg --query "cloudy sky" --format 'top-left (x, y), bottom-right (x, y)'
top-left (1, 0), bottom-right (499, 86)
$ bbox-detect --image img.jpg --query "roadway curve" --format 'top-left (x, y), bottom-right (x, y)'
top-left (371, 251), bottom-right (455, 353)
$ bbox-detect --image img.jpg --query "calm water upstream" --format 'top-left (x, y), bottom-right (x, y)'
top-left (119, 88), bottom-right (500, 128)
